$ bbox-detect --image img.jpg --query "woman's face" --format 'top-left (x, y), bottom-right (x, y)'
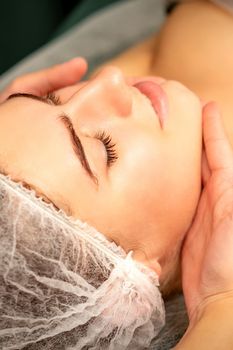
top-left (0, 66), bottom-right (202, 290)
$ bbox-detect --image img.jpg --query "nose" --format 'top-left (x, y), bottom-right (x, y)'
top-left (66, 66), bottom-right (133, 117)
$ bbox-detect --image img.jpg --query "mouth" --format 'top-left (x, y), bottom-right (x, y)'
top-left (133, 80), bottom-right (169, 128)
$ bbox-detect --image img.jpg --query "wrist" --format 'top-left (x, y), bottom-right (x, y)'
top-left (174, 292), bottom-right (233, 350)
top-left (189, 291), bottom-right (233, 329)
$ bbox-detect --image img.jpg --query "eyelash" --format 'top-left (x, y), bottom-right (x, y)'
top-left (94, 131), bottom-right (118, 167)
top-left (46, 92), bottom-right (61, 105)
top-left (46, 93), bottom-right (118, 166)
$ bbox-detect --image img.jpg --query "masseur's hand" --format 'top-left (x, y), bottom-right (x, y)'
top-left (182, 102), bottom-right (233, 325)
top-left (0, 57), bottom-right (87, 103)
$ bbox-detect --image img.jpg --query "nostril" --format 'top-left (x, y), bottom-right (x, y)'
top-left (114, 91), bottom-right (133, 117)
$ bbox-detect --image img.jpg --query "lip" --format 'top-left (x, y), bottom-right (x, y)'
top-left (133, 81), bottom-right (169, 128)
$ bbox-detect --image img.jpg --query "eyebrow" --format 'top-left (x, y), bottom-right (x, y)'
top-left (59, 115), bottom-right (98, 186)
top-left (7, 92), bottom-right (98, 186)
top-left (7, 92), bottom-right (51, 105)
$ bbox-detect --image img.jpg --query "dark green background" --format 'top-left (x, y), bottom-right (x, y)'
top-left (0, 0), bottom-right (122, 75)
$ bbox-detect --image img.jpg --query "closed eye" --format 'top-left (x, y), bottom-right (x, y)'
top-left (94, 131), bottom-right (118, 167)
top-left (45, 93), bottom-right (118, 167)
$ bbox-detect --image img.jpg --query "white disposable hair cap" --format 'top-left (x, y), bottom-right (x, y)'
top-left (0, 174), bottom-right (165, 349)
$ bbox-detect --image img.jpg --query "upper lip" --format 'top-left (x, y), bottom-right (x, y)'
top-left (132, 80), bottom-right (169, 128)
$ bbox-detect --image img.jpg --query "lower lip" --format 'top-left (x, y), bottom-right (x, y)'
top-left (133, 81), bottom-right (169, 128)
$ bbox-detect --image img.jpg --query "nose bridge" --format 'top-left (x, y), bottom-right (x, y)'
top-left (100, 66), bottom-right (133, 116)
top-left (68, 66), bottom-right (133, 117)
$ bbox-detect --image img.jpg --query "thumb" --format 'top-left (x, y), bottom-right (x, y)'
top-left (203, 101), bottom-right (233, 171)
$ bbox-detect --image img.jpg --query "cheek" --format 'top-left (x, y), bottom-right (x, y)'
top-left (106, 144), bottom-right (167, 227)
top-left (110, 139), bottom-right (200, 243)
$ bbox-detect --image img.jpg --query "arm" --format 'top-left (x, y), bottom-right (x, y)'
top-left (175, 297), bottom-right (233, 350)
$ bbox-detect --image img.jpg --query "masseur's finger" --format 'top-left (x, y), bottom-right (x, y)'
top-left (203, 101), bottom-right (233, 171)
top-left (0, 58), bottom-right (88, 103)
top-left (22, 57), bottom-right (88, 95)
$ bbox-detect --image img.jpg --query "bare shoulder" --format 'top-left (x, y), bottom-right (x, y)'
top-left (153, 0), bottom-right (233, 84)
top-left (90, 33), bottom-right (159, 78)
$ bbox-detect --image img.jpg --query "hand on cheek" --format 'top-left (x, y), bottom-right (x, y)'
top-left (181, 102), bottom-right (233, 326)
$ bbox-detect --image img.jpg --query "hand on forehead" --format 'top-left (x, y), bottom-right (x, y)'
top-left (0, 57), bottom-right (88, 104)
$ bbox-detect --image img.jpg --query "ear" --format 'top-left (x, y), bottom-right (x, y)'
top-left (146, 258), bottom-right (162, 278)
top-left (132, 250), bottom-right (162, 278)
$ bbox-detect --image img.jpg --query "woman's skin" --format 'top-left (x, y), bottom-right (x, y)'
top-left (2, 75), bottom-right (233, 349)
top-left (1, 1), bottom-right (233, 348)
top-left (0, 66), bottom-right (202, 295)
top-left (1, 68), bottom-right (233, 348)
top-left (1, 0), bottom-right (232, 295)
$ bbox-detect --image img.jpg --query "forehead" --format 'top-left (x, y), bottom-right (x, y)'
top-left (0, 98), bottom-right (64, 175)
top-left (0, 97), bottom-right (65, 154)
top-left (0, 95), bottom-right (92, 205)
top-left (1, 96), bottom-right (54, 120)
